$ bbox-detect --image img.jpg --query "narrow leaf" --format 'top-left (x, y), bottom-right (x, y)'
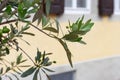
top-left (33, 69), bottom-right (39, 80)
top-left (19, 38), bottom-right (30, 45)
top-left (81, 23), bottom-right (94, 32)
top-left (79, 40), bottom-right (87, 45)
top-left (43, 67), bottom-right (54, 72)
top-left (18, 65), bottom-right (31, 67)
top-left (21, 32), bottom-right (35, 36)
top-left (5, 5), bottom-right (12, 15)
top-left (21, 67), bottom-right (36, 77)
top-left (46, 0), bottom-right (51, 15)
top-left (54, 19), bottom-right (59, 33)
top-left (0, 68), bottom-right (3, 74)
top-left (11, 73), bottom-right (19, 80)
top-left (35, 49), bottom-right (41, 63)
top-left (21, 24), bottom-right (30, 31)
top-left (62, 33), bottom-right (78, 41)
top-left (42, 15), bottom-right (49, 27)
top-left (45, 62), bottom-right (52, 66)
top-left (0, 17), bottom-right (2, 23)
top-left (43, 27), bottom-right (58, 33)
top-left (7, 75), bottom-right (12, 80)
top-left (41, 69), bottom-right (51, 80)
top-left (32, 7), bottom-right (42, 23)
top-left (16, 54), bottom-right (22, 64)
top-left (78, 16), bottom-right (84, 30)
top-left (0, 76), bottom-right (2, 80)
top-left (5, 67), bottom-right (11, 73)
top-left (41, 52), bottom-right (45, 64)
top-left (5, 47), bottom-right (9, 54)
top-left (57, 38), bottom-right (73, 67)
top-left (43, 57), bottom-right (49, 65)
top-left (71, 23), bottom-right (78, 31)
top-left (20, 59), bottom-right (27, 63)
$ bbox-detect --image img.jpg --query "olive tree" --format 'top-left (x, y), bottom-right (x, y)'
top-left (0, 0), bottom-right (94, 80)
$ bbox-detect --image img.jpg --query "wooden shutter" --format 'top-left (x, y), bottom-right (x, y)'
top-left (98, 0), bottom-right (114, 17)
top-left (50, 0), bottom-right (64, 15)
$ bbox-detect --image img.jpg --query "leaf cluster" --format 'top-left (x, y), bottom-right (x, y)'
top-left (21, 49), bottom-right (55, 80)
top-left (63, 16), bottom-right (94, 44)
top-left (0, 0), bottom-right (94, 80)
top-left (0, 53), bottom-right (28, 80)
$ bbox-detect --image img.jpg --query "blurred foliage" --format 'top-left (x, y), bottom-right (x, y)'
top-left (0, 0), bottom-right (94, 80)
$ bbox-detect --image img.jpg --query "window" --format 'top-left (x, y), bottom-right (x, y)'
top-left (64, 0), bottom-right (91, 14)
top-left (114, 0), bottom-right (120, 14)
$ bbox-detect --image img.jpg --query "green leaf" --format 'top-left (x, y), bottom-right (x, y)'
top-left (20, 59), bottom-right (27, 63)
top-left (79, 40), bottom-right (87, 45)
top-left (0, 17), bottom-right (2, 23)
top-left (19, 65), bottom-right (31, 67)
top-left (0, 29), bottom-right (3, 37)
top-left (82, 23), bottom-right (94, 32)
top-left (32, 7), bottom-right (42, 23)
top-left (2, 38), bottom-right (9, 43)
top-left (78, 16), bottom-right (84, 30)
top-left (70, 31), bottom-right (87, 35)
top-left (5, 5), bottom-right (12, 15)
top-left (21, 32), bottom-right (35, 36)
top-left (43, 57), bottom-right (49, 65)
top-left (19, 38), bottom-right (30, 45)
top-left (46, 0), bottom-right (51, 15)
top-left (41, 52), bottom-right (46, 64)
top-left (42, 15), bottom-right (49, 27)
top-left (11, 73), bottom-right (19, 80)
top-left (71, 23), bottom-right (78, 31)
top-left (75, 17), bottom-right (80, 24)
top-left (35, 49), bottom-right (41, 63)
top-left (10, 24), bottom-right (18, 34)
top-left (43, 27), bottom-right (58, 33)
top-left (57, 38), bottom-right (73, 67)
top-left (43, 67), bottom-right (54, 72)
top-left (80, 19), bottom-right (94, 32)
top-left (63, 33), bottom-right (79, 41)
top-left (17, 67), bottom-right (23, 72)
top-left (44, 62), bottom-right (52, 66)
top-left (33, 69), bottom-right (39, 80)
top-left (16, 54), bottom-right (22, 64)
top-left (28, 8), bottom-right (37, 14)
top-left (17, 24), bottom-right (30, 35)
top-left (2, 26), bottom-right (10, 33)
top-left (21, 24), bottom-right (30, 31)
top-left (0, 76), bottom-right (2, 80)
top-left (5, 47), bottom-right (9, 54)
top-left (21, 67), bottom-right (36, 77)
top-left (62, 32), bottom-right (83, 42)
top-left (23, 0), bottom-right (34, 8)
top-left (7, 76), bottom-right (12, 80)
top-left (41, 69), bottom-right (51, 80)
top-left (0, 68), bottom-right (3, 74)
top-left (5, 67), bottom-right (11, 72)
top-left (18, 3), bottom-right (27, 19)
top-left (54, 19), bottom-right (59, 33)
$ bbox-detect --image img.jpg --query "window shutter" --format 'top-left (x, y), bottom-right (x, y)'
top-left (50, 0), bottom-right (64, 15)
top-left (98, 0), bottom-right (114, 17)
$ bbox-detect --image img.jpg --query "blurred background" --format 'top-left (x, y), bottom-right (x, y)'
top-left (11, 0), bottom-right (120, 80)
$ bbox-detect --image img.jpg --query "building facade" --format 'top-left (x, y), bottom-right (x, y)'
top-left (49, 0), bottom-right (120, 22)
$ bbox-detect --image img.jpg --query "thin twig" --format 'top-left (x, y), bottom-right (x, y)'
top-left (28, 22), bottom-right (55, 38)
top-left (0, 15), bottom-right (31, 26)
top-left (18, 46), bottom-right (36, 65)
top-left (0, 19), bottom-right (18, 25)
